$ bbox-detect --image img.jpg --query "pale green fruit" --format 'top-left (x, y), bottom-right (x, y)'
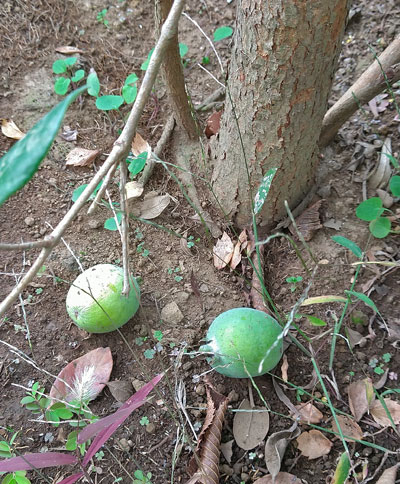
top-left (66, 264), bottom-right (140, 333)
top-left (200, 308), bottom-right (283, 378)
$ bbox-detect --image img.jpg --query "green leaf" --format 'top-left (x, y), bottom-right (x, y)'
top-left (71, 69), bottom-right (85, 82)
top-left (87, 72), bottom-right (100, 97)
top-left (14, 475), bottom-right (30, 484)
top-left (0, 86), bottom-right (87, 206)
top-left (143, 349), bottom-right (155, 359)
top-left (96, 95), bottom-right (124, 111)
top-left (345, 290), bottom-right (379, 314)
top-left (54, 77), bottom-right (71, 95)
top-left (55, 408), bottom-right (74, 419)
top-left (331, 452), bottom-right (350, 484)
top-left (331, 236), bottom-right (362, 259)
top-left (104, 212), bottom-right (123, 231)
top-left (304, 315), bottom-right (327, 327)
top-left (356, 197), bottom-right (384, 221)
top-left (124, 73), bottom-right (139, 85)
top-left (122, 84), bottom-right (137, 104)
top-left (389, 175), bottom-right (400, 196)
top-left (20, 396), bottom-right (35, 405)
top-left (52, 59), bottom-right (67, 74)
top-left (24, 402), bottom-right (41, 411)
top-left (214, 26), bottom-right (233, 41)
top-left (71, 181), bottom-right (103, 203)
top-left (141, 48), bottom-right (154, 71)
top-left (369, 217), bottom-right (391, 238)
top-left (66, 430), bottom-right (78, 451)
top-left (179, 43), bottom-right (188, 58)
top-left (127, 152), bottom-right (147, 176)
top-left (64, 57), bottom-right (77, 67)
top-left (254, 168), bottom-right (278, 214)
top-left (2, 475), bottom-right (16, 484)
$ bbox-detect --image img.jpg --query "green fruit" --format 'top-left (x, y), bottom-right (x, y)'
top-left (66, 264), bottom-right (140, 333)
top-left (200, 308), bottom-right (283, 378)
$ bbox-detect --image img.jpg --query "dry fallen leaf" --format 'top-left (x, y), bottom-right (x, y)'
top-left (125, 181), bottom-right (144, 200)
top-left (132, 132), bottom-right (152, 157)
top-left (281, 354), bottom-right (289, 382)
top-left (346, 326), bottom-right (368, 348)
top-left (213, 232), bottom-right (234, 270)
top-left (220, 440), bottom-right (233, 464)
top-left (60, 125), bottom-right (78, 142)
top-left (139, 194), bottom-right (171, 219)
top-left (294, 401), bottom-right (323, 424)
top-left (253, 473), bottom-right (302, 484)
top-left (230, 229), bottom-right (247, 270)
top-left (264, 422), bottom-right (300, 481)
top-left (296, 429), bottom-right (332, 459)
top-left (331, 415), bottom-right (363, 442)
top-left (233, 399), bottom-right (270, 450)
top-left (106, 380), bottom-right (134, 403)
top-left (376, 464), bottom-right (399, 484)
top-left (49, 347), bottom-right (113, 405)
top-left (187, 381), bottom-right (228, 484)
top-left (370, 398), bottom-right (400, 427)
top-left (65, 147), bottom-right (99, 167)
top-left (205, 111), bottom-right (222, 138)
top-left (55, 45), bottom-right (84, 54)
top-left (347, 378), bottom-right (375, 422)
top-left (289, 200), bottom-right (323, 241)
top-left (1, 119), bottom-right (25, 139)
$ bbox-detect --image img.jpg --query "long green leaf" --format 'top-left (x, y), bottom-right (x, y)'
top-left (331, 236), bottom-right (362, 259)
top-left (345, 290), bottom-right (379, 314)
top-left (331, 452), bottom-right (351, 484)
top-left (0, 86), bottom-right (87, 206)
top-left (254, 168), bottom-right (277, 214)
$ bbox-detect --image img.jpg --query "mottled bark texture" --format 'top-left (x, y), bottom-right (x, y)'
top-left (212, 0), bottom-right (348, 229)
top-left (155, 0), bottom-right (197, 138)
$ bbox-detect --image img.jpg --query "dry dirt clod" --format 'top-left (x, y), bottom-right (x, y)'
top-left (160, 301), bottom-right (184, 324)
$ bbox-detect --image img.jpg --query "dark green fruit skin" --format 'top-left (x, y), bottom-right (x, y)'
top-left (200, 308), bottom-right (283, 378)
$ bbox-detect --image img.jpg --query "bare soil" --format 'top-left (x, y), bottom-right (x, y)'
top-left (0, 1), bottom-right (399, 483)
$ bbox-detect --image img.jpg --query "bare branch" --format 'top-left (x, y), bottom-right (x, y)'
top-left (119, 159), bottom-right (130, 296)
top-left (0, 237), bottom-right (54, 251)
top-left (320, 35), bottom-right (400, 146)
top-left (0, 0), bottom-right (187, 318)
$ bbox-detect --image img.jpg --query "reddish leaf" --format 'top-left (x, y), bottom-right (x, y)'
top-left (0, 452), bottom-right (77, 472)
top-left (57, 472), bottom-right (84, 484)
top-left (205, 111), bottom-right (222, 138)
top-left (187, 381), bottom-right (229, 483)
top-left (79, 373), bottom-right (163, 465)
top-left (49, 347), bottom-right (113, 405)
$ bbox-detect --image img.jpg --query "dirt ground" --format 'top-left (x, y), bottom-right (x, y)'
top-left (0, 1), bottom-right (399, 483)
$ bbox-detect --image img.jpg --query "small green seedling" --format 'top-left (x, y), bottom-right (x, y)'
top-left (143, 349), bottom-right (155, 360)
top-left (0, 431), bottom-right (32, 483)
top-left (369, 353), bottom-right (392, 375)
top-left (137, 242), bottom-right (150, 257)
top-left (153, 330), bottom-right (163, 342)
top-left (186, 235), bottom-right (200, 248)
top-left (167, 267), bottom-right (183, 282)
top-left (133, 470), bottom-right (152, 484)
top-left (286, 276), bottom-right (303, 293)
top-left (52, 57), bottom-right (85, 95)
top-left (139, 416), bottom-right (149, 426)
top-left (96, 8), bottom-right (109, 27)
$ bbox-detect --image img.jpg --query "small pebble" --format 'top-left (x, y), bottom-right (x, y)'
top-left (195, 384), bottom-right (206, 396)
top-left (25, 216), bottom-right (35, 226)
top-left (145, 423), bottom-right (155, 434)
top-left (118, 438), bottom-right (131, 451)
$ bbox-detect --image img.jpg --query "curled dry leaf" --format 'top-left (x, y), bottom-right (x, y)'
top-left (281, 354), bottom-right (289, 383)
top-left (132, 132), bottom-right (152, 157)
top-left (125, 181), bottom-right (144, 200)
top-left (370, 137), bottom-right (392, 190)
top-left (376, 464), bottom-right (399, 484)
top-left (61, 125), bottom-right (78, 142)
top-left (186, 382), bottom-right (228, 484)
top-left (1, 119), bottom-right (25, 140)
top-left (233, 399), bottom-right (270, 450)
top-left (213, 232), bottom-right (234, 270)
top-left (49, 347), bottom-right (113, 405)
top-left (106, 380), bottom-right (134, 403)
top-left (347, 378), bottom-right (374, 422)
top-left (264, 421), bottom-right (300, 481)
top-left (55, 45), bottom-right (84, 54)
top-left (370, 398), bottom-right (400, 427)
top-left (230, 229), bottom-right (247, 270)
top-left (294, 402), bottom-right (323, 424)
top-left (205, 111), bottom-right (222, 138)
top-left (296, 430), bottom-right (332, 459)
top-left (253, 473), bottom-right (302, 484)
top-left (346, 326), bottom-right (368, 349)
top-left (139, 194), bottom-right (171, 219)
top-left (331, 415), bottom-right (363, 442)
top-left (65, 147), bottom-right (99, 167)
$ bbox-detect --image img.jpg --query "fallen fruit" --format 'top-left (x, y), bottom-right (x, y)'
top-left (199, 307), bottom-right (283, 378)
top-left (66, 264), bottom-right (140, 333)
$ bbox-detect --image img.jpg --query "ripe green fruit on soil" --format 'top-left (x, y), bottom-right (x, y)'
top-left (66, 264), bottom-right (140, 333)
top-left (200, 308), bottom-right (283, 378)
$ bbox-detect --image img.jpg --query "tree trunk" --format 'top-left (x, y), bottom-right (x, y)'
top-left (212, 0), bottom-right (348, 230)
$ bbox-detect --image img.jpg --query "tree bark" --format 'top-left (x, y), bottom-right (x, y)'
top-left (156, 0), bottom-right (197, 139)
top-left (212, 0), bottom-right (348, 230)
top-left (320, 34), bottom-right (400, 147)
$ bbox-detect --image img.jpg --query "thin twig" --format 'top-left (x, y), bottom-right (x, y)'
top-left (0, 238), bottom-right (54, 251)
top-left (87, 162), bottom-right (118, 215)
top-left (119, 160), bottom-right (130, 296)
top-left (0, 0), bottom-right (187, 318)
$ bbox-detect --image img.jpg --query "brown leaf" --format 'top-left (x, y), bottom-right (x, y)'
top-left (213, 232), bottom-right (234, 270)
top-left (370, 398), bottom-right (400, 427)
top-left (296, 430), bottom-right (332, 459)
top-left (205, 111), bottom-right (222, 138)
top-left (49, 347), bottom-right (113, 405)
top-left (281, 354), bottom-right (289, 382)
top-left (264, 422), bottom-right (300, 481)
top-left (131, 132), bottom-right (152, 156)
top-left (1, 119), bottom-right (25, 139)
top-left (345, 326), bottom-right (368, 349)
top-left (55, 46), bottom-right (84, 54)
top-left (125, 181), bottom-right (144, 200)
top-left (186, 382), bottom-right (228, 484)
top-left (220, 440), bottom-right (233, 464)
top-left (347, 378), bottom-right (375, 422)
top-left (376, 464), bottom-right (399, 484)
top-left (253, 472), bottom-right (302, 484)
top-left (139, 194), bottom-right (170, 219)
top-left (294, 402), bottom-right (323, 424)
top-left (190, 270), bottom-right (201, 299)
top-left (106, 380), bottom-right (134, 403)
top-left (65, 147), bottom-right (99, 167)
top-left (331, 415), bottom-right (363, 442)
top-left (233, 399), bottom-right (270, 450)
top-left (230, 229), bottom-right (247, 270)
top-left (289, 200), bottom-right (323, 241)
